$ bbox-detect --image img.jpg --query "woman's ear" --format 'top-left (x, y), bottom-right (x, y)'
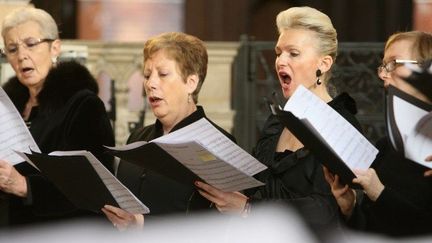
top-left (50, 39), bottom-right (62, 58)
top-left (319, 55), bottom-right (334, 73)
top-left (186, 74), bottom-right (199, 94)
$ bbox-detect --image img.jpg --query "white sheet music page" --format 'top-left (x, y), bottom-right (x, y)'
top-left (284, 85), bottom-right (378, 170)
top-left (104, 141), bottom-right (148, 151)
top-left (152, 118), bottom-right (267, 191)
top-left (155, 140), bottom-right (264, 192)
top-left (0, 88), bottom-right (40, 165)
top-left (50, 151), bottom-right (149, 214)
top-left (395, 97), bottom-right (432, 168)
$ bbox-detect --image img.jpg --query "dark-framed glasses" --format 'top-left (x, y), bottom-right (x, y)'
top-left (1, 37), bottom-right (55, 57)
top-left (377, 59), bottom-right (418, 75)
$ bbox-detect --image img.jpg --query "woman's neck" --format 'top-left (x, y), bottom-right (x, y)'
top-left (276, 128), bottom-right (303, 152)
top-left (311, 83), bottom-right (333, 103)
top-left (28, 84), bottom-right (42, 101)
top-left (277, 84), bottom-right (333, 152)
top-left (22, 86), bottom-right (42, 121)
top-left (161, 104), bottom-right (197, 135)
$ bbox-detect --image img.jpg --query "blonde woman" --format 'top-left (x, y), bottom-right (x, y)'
top-left (196, 6), bottom-right (362, 231)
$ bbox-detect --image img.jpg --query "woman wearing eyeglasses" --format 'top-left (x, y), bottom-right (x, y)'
top-left (0, 8), bottom-right (115, 226)
top-left (324, 31), bottom-right (432, 237)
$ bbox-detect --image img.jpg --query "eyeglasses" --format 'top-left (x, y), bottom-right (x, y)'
top-left (1, 37), bottom-right (55, 57)
top-left (377, 59), bottom-right (418, 75)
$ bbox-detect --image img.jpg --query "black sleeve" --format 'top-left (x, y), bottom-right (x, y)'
top-left (65, 94), bottom-right (115, 172)
top-left (23, 94), bottom-right (115, 219)
top-left (247, 151), bottom-right (340, 230)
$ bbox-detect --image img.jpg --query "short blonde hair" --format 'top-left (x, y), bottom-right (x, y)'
top-left (2, 7), bottom-right (59, 41)
top-left (276, 7), bottom-right (337, 82)
top-left (143, 32), bottom-right (207, 104)
top-left (385, 31), bottom-right (432, 63)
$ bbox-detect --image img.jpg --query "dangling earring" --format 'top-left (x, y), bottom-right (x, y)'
top-left (316, 69), bottom-right (322, 85)
top-left (51, 56), bottom-right (58, 65)
top-left (188, 93), bottom-right (192, 103)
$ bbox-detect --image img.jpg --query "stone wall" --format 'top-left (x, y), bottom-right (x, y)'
top-left (60, 40), bottom-right (239, 145)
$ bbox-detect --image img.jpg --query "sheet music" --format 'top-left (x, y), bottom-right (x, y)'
top-left (153, 118), bottom-right (266, 191)
top-left (394, 97), bottom-right (432, 168)
top-left (284, 85), bottom-right (378, 170)
top-left (49, 151), bottom-right (149, 214)
top-left (154, 118), bottom-right (266, 176)
top-left (393, 96), bottom-right (426, 145)
top-left (0, 88), bottom-right (40, 165)
top-left (156, 140), bottom-right (264, 192)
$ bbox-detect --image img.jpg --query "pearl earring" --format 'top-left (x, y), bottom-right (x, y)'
top-left (316, 69), bottom-right (322, 85)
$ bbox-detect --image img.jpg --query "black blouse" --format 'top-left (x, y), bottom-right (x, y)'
top-left (348, 137), bottom-right (432, 237)
top-left (117, 106), bottom-right (235, 218)
top-left (247, 93), bottom-right (362, 230)
top-left (2, 62), bottom-right (115, 226)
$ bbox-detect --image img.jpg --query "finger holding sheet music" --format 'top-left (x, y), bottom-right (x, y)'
top-left (0, 159), bottom-right (27, 197)
top-left (322, 166), bottom-right (356, 218)
top-left (102, 205), bottom-right (144, 231)
top-left (351, 168), bottom-right (384, 202)
top-left (195, 181), bottom-right (249, 215)
top-left (0, 87), bottom-right (39, 198)
top-left (423, 155), bottom-right (432, 177)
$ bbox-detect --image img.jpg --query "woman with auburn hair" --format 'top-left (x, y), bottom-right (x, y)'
top-left (102, 32), bottom-right (235, 230)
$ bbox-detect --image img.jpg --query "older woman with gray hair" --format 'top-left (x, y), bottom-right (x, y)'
top-left (0, 7), bottom-right (114, 226)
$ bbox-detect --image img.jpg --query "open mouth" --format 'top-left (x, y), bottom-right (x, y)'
top-left (21, 67), bottom-right (34, 75)
top-left (148, 95), bottom-right (163, 104)
top-left (278, 71), bottom-right (292, 85)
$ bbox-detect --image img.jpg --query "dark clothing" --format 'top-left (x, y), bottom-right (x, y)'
top-left (116, 106), bottom-right (235, 218)
top-left (2, 61), bottom-right (115, 226)
top-left (348, 137), bottom-right (432, 237)
top-left (247, 93), bottom-right (362, 230)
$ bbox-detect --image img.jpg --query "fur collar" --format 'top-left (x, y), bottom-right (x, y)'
top-left (2, 61), bottom-right (98, 114)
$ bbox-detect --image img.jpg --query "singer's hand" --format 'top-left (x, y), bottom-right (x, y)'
top-left (323, 166), bottom-right (356, 218)
top-left (0, 160), bottom-right (27, 197)
top-left (353, 168), bottom-right (384, 202)
top-left (195, 181), bottom-right (248, 215)
top-left (424, 155), bottom-right (432, 177)
top-left (102, 205), bottom-right (144, 231)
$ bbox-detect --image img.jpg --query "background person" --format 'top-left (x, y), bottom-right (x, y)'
top-left (102, 32), bottom-right (235, 230)
top-left (195, 6), bottom-right (363, 232)
top-left (0, 7), bottom-right (115, 226)
top-left (324, 31), bottom-right (432, 237)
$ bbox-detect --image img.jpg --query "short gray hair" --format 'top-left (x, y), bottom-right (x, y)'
top-left (2, 7), bottom-right (59, 41)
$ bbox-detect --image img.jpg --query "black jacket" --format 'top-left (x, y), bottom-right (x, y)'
top-left (116, 106), bottom-right (235, 219)
top-left (247, 93), bottom-right (362, 230)
top-left (348, 137), bottom-right (432, 237)
top-left (2, 61), bottom-right (115, 226)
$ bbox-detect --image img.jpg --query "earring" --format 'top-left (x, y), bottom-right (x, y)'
top-left (188, 93), bottom-right (192, 103)
top-left (316, 69), bottom-right (322, 85)
top-left (51, 56), bottom-right (58, 65)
